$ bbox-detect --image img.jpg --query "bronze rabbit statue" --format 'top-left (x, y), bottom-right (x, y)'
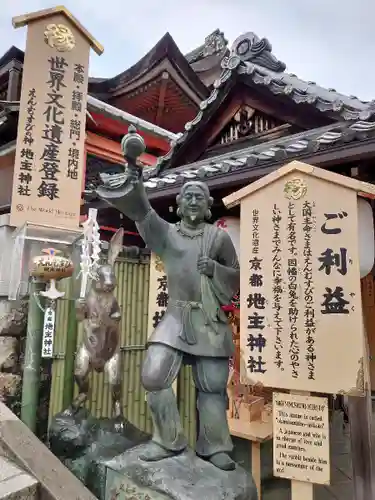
top-left (71, 227), bottom-right (124, 417)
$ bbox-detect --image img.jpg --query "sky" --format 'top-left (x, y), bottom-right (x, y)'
top-left (1, 0), bottom-right (374, 100)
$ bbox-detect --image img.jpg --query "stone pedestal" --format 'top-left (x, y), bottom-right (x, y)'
top-left (49, 408), bottom-right (150, 498)
top-left (104, 444), bottom-right (258, 500)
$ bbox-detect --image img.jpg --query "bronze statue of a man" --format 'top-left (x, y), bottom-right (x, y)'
top-left (96, 130), bottom-right (240, 471)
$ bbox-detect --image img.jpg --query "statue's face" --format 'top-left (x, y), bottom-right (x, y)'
top-left (178, 184), bottom-right (208, 225)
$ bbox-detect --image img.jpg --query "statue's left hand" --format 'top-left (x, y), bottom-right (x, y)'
top-left (197, 256), bottom-right (215, 277)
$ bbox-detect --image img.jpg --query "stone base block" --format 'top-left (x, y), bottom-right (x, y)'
top-left (49, 407), bottom-right (149, 498)
top-left (104, 444), bottom-right (258, 500)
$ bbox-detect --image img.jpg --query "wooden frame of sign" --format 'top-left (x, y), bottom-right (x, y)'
top-left (223, 160), bottom-right (375, 500)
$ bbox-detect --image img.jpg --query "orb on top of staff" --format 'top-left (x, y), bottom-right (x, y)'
top-left (121, 125), bottom-right (146, 163)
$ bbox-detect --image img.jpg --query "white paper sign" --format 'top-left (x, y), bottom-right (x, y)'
top-left (41, 306), bottom-right (55, 358)
top-left (273, 392), bottom-right (330, 485)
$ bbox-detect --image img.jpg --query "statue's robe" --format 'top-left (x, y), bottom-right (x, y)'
top-left (97, 178), bottom-right (240, 359)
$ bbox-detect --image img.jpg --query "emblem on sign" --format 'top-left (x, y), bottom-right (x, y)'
top-left (44, 23), bottom-right (75, 52)
top-left (283, 177), bottom-right (308, 200)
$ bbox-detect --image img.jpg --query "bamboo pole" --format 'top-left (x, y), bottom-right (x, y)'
top-left (128, 264), bottom-right (137, 424)
top-left (133, 262), bottom-right (143, 427)
top-left (91, 370), bottom-right (99, 417)
top-left (117, 259), bottom-right (125, 418)
top-left (55, 287), bottom-right (68, 413)
top-left (95, 371), bottom-right (103, 417)
top-left (48, 357), bottom-right (58, 423)
top-left (21, 280), bottom-right (45, 432)
top-left (62, 274), bottom-right (79, 409)
top-left (140, 261), bottom-right (149, 432)
top-left (123, 262), bottom-right (132, 419)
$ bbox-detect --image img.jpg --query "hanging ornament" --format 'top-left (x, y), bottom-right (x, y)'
top-left (78, 208), bottom-right (101, 299)
top-left (30, 247), bottom-right (74, 358)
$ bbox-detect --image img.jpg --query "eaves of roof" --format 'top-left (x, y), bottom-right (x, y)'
top-left (0, 34), bottom-right (210, 101)
top-left (86, 96), bottom-right (178, 142)
top-left (0, 96), bottom-right (178, 143)
top-left (0, 46), bottom-right (24, 67)
top-left (237, 63), bottom-right (373, 121)
top-left (154, 32), bottom-right (375, 174)
top-left (91, 33), bottom-right (209, 100)
top-left (142, 119), bottom-right (375, 193)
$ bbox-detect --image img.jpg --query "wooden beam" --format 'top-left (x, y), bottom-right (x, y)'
top-left (86, 131), bottom-right (157, 166)
top-left (88, 111), bottom-right (171, 154)
top-left (6, 68), bottom-right (20, 102)
top-left (205, 95), bottom-right (244, 147)
top-left (155, 72), bottom-right (169, 126)
top-left (110, 59), bottom-right (206, 104)
top-left (242, 93), bottom-right (325, 130)
top-left (241, 82), bottom-right (332, 129)
top-left (0, 60), bottom-right (23, 82)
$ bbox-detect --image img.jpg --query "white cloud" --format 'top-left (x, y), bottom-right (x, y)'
top-left (0, 0), bottom-right (374, 99)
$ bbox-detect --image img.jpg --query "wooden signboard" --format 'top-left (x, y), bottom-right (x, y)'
top-left (223, 161), bottom-right (375, 396)
top-left (10, 6), bottom-right (103, 229)
top-left (273, 392), bottom-right (330, 485)
top-left (147, 253), bottom-right (168, 337)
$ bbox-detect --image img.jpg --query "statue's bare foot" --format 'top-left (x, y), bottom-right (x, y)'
top-left (207, 452), bottom-right (236, 471)
top-left (139, 442), bottom-right (181, 462)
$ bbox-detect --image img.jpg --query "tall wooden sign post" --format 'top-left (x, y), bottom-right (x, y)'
top-left (10, 6), bottom-right (103, 432)
top-left (10, 6), bottom-right (103, 230)
top-left (223, 161), bottom-right (375, 499)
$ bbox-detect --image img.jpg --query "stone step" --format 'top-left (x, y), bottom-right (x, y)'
top-left (0, 402), bottom-right (97, 500)
top-left (0, 455), bottom-right (38, 499)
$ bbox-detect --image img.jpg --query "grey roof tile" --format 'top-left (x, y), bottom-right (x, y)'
top-left (140, 119), bottom-right (375, 191)
top-left (87, 119), bottom-right (375, 198)
top-left (152, 31), bottom-right (375, 175)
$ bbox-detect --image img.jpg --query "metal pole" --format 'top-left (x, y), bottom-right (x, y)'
top-left (20, 279), bottom-right (45, 432)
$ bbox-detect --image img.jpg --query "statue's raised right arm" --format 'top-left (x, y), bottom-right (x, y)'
top-left (95, 128), bottom-right (170, 257)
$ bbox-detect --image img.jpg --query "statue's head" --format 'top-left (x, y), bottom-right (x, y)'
top-left (176, 181), bottom-right (213, 226)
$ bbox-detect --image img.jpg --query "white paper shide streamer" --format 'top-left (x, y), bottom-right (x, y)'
top-left (79, 208), bottom-right (101, 299)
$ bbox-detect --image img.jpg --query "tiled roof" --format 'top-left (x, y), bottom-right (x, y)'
top-left (153, 32), bottom-right (375, 174)
top-left (141, 119), bottom-right (375, 191)
top-left (184, 29), bottom-right (228, 64)
top-left (236, 63), bottom-right (374, 121)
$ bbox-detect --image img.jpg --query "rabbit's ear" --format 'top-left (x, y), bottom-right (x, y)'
top-left (108, 227), bottom-right (124, 266)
